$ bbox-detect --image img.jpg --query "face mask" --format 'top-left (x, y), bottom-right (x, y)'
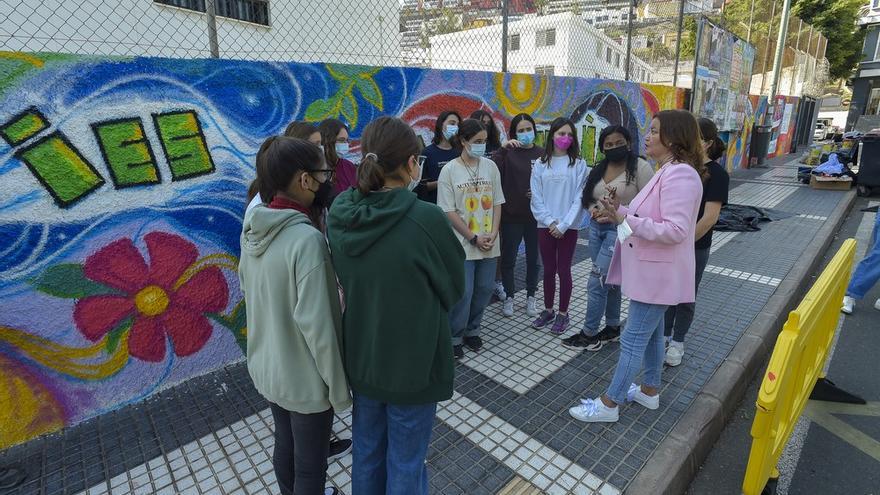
top-left (443, 125), bottom-right (458, 140)
top-left (554, 135), bottom-right (574, 151)
top-left (310, 177), bottom-right (334, 208)
top-left (468, 143), bottom-right (486, 158)
top-left (407, 160), bottom-right (423, 191)
top-left (335, 142), bottom-right (349, 156)
top-left (604, 145), bottom-right (629, 163)
top-left (516, 130), bottom-right (535, 146)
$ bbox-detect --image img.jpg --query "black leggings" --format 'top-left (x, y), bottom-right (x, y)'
top-left (270, 403), bottom-right (334, 495)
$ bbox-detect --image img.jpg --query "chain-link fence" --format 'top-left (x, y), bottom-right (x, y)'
top-left (1, 0), bottom-right (828, 94)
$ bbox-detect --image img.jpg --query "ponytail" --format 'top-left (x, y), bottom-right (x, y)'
top-left (357, 152), bottom-right (386, 194)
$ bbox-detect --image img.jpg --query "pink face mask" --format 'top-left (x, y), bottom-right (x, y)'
top-left (554, 135), bottom-right (574, 150)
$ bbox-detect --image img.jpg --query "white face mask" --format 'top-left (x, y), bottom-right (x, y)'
top-left (468, 142), bottom-right (486, 158)
top-left (335, 142), bottom-right (349, 156)
top-left (407, 159), bottom-right (423, 191)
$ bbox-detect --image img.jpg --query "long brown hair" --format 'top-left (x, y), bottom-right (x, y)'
top-left (653, 110), bottom-right (707, 179)
top-left (541, 117), bottom-right (579, 167)
top-left (357, 117), bottom-right (422, 194)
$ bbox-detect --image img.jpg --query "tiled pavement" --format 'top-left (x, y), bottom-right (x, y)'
top-left (0, 156), bottom-right (853, 495)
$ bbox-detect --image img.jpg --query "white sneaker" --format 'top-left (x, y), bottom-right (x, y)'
top-left (874, 298), bottom-right (880, 311)
top-left (494, 282), bottom-right (506, 301)
top-left (569, 397), bottom-right (619, 423)
top-left (502, 297), bottom-right (514, 317)
top-left (842, 296), bottom-right (855, 314)
top-left (526, 296), bottom-right (538, 317)
top-left (627, 383), bottom-right (660, 410)
top-left (665, 341), bottom-right (684, 367)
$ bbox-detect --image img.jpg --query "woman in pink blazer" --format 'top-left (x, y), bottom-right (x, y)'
top-left (569, 109), bottom-right (705, 423)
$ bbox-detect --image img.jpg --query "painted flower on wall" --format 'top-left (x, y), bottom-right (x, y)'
top-left (71, 232), bottom-right (229, 362)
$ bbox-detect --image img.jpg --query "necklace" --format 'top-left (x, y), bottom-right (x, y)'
top-left (463, 157), bottom-right (480, 183)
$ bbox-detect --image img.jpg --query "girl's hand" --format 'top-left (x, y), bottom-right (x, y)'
top-left (504, 140), bottom-right (524, 149)
top-left (549, 223), bottom-right (563, 238)
top-left (603, 185), bottom-right (621, 211)
top-left (477, 235), bottom-right (494, 251)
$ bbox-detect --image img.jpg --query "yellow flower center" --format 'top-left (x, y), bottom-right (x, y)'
top-left (135, 285), bottom-right (170, 317)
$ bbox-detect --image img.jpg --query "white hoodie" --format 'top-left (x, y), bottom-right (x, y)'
top-left (530, 155), bottom-right (589, 233)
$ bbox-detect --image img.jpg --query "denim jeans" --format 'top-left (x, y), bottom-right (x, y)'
top-left (351, 392), bottom-right (437, 495)
top-left (664, 247), bottom-right (711, 342)
top-left (449, 258), bottom-right (497, 345)
top-left (500, 221), bottom-right (539, 298)
top-left (605, 300), bottom-right (668, 405)
top-left (269, 403), bottom-right (333, 495)
top-left (846, 211), bottom-right (880, 299)
top-left (582, 219), bottom-right (622, 336)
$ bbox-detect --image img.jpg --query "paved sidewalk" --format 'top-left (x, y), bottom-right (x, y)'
top-left (0, 155), bottom-right (854, 495)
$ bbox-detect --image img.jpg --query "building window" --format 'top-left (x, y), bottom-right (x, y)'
top-left (868, 88), bottom-right (880, 115)
top-left (154, 0), bottom-right (270, 26)
top-left (535, 65), bottom-right (555, 76)
top-left (536, 28), bottom-right (556, 48)
top-left (615, 52), bottom-right (620, 68)
top-left (596, 42), bottom-right (603, 58)
top-left (606, 47), bottom-right (612, 63)
top-left (509, 33), bottom-right (521, 51)
top-left (874, 0), bottom-right (880, 10)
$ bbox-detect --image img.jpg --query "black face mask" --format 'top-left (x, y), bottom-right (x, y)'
top-left (310, 177), bottom-right (334, 208)
top-left (604, 145), bottom-right (629, 163)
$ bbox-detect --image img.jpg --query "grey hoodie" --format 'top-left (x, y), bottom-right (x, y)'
top-left (239, 205), bottom-right (351, 414)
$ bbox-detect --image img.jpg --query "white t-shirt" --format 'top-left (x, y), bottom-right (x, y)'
top-left (530, 155), bottom-right (589, 233)
top-left (438, 156), bottom-right (506, 260)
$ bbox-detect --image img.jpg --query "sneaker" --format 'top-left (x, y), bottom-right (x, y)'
top-left (562, 332), bottom-right (599, 348)
top-left (532, 309), bottom-right (556, 329)
top-left (874, 298), bottom-right (880, 311)
top-left (502, 298), bottom-right (514, 317)
top-left (526, 296), bottom-right (538, 317)
top-left (665, 341), bottom-right (684, 367)
top-left (550, 314), bottom-right (570, 334)
top-left (842, 295), bottom-right (854, 314)
top-left (627, 383), bottom-right (660, 410)
top-left (464, 336), bottom-right (483, 352)
top-left (598, 325), bottom-right (621, 343)
top-left (328, 438), bottom-right (352, 461)
top-left (568, 397), bottom-right (619, 423)
top-left (324, 488), bottom-right (341, 495)
top-left (493, 282), bottom-right (507, 301)
top-left (453, 345), bottom-right (464, 359)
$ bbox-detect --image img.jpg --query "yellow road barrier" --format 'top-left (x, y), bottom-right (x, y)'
top-left (742, 238), bottom-right (857, 495)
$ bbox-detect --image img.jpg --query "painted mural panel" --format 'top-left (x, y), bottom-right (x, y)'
top-left (0, 51), bottom-right (686, 449)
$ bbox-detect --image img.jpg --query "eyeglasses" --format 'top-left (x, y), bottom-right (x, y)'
top-left (309, 168), bottom-right (335, 182)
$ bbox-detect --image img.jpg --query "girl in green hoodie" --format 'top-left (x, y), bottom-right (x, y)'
top-left (239, 136), bottom-right (351, 495)
top-left (327, 117), bottom-right (465, 495)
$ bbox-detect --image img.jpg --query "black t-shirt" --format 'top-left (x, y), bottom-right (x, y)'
top-left (418, 144), bottom-right (461, 203)
top-left (695, 160), bottom-right (730, 250)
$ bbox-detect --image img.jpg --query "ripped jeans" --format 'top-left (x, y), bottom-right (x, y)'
top-left (582, 219), bottom-right (622, 336)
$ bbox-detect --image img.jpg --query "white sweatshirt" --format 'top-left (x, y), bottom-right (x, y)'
top-left (530, 155), bottom-right (589, 233)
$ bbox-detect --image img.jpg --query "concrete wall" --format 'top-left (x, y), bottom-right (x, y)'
top-left (0, 51), bottom-right (686, 450)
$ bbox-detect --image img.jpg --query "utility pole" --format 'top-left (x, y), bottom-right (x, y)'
top-left (768, 0), bottom-right (792, 100)
top-left (625, 0), bottom-right (634, 80)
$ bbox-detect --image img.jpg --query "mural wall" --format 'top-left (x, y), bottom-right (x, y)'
top-left (721, 94), bottom-right (799, 171)
top-left (0, 51), bottom-right (686, 449)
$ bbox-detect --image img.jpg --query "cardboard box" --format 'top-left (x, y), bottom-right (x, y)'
top-left (810, 175), bottom-right (852, 191)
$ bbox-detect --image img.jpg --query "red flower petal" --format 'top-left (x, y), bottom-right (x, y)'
top-left (161, 306), bottom-right (213, 357)
top-left (145, 232), bottom-right (199, 289)
top-left (83, 238), bottom-right (148, 293)
top-left (73, 295), bottom-right (135, 341)
top-left (128, 317), bottom-right (166, 362)
top-left (173, 266), bottom-right (229, 314)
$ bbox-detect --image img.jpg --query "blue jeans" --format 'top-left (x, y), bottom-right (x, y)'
top-left (583, 219), bottom-right (622, 335)
top-left (449, 258), bottom-right (497, 345)
top-left (846, 211), bottom-right (880, 299)
top-left (605, 300), bottom-right (668, 405)
top-left (351, 392), bottom-right (437, 495)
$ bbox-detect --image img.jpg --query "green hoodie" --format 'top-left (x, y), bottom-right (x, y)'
top-left (238, 206), bottom-right (351, 414)
top-left (328, 188), bottom-right (465, 404)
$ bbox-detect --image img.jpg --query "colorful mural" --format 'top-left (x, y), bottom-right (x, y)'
top-left (0, 51), bottom-right (686, 449)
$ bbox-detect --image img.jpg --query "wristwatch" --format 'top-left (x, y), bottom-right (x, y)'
top-left (469, 234), bottom-right (478, 246)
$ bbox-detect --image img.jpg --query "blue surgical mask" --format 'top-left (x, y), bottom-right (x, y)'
top-left (335, 142), bottom-right (349, 156)
top-left (443, 125), bottom-right (458, 140)
top-left (469, 143), bottom-right (486, 158)
top-left (516, 130), bottom-right (535, 146)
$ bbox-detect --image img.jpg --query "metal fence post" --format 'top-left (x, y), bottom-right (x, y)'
top-left (790, 18), bottom-right (802, 96)
top-left (625, 0), bottom-right (634, 81)
top-left (768, 0), bottom-right (792, 100)
top-left (501, 0), bottom-right (509, 73)
top-left (760, 0), bottom-right (778, 94)
top-left (672, 0), bottom-right (685, 87)
top-left (206, 0), bottom-right (219, 58)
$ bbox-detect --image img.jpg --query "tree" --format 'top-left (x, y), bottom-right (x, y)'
top-left (793, 0), bottom-right (865, 80)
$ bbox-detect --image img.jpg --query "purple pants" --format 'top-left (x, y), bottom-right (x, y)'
top-left (538, 228), bottom-right (578, 313)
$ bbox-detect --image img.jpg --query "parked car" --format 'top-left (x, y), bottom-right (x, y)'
top-left (814, 123), bottom-right (826, 141)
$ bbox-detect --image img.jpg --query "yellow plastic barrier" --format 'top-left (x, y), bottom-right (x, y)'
top-left (742, 238), bottom-right (857, 495)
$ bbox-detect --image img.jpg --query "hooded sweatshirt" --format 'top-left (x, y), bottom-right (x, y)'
top-left (327, 187), bottom-right (465, 404)
top-left (238, 206), bottom-right (351, 414)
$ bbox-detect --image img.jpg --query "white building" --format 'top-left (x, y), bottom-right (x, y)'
top-left (429, 12), bottom-right (654, 82)
top-left (0, 0), bottom-right (402, 65)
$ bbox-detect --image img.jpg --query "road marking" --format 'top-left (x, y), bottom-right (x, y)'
top-left (803, 401), bottom-right (880, 462)
top-left (704, 265), bottom-right (782, 286)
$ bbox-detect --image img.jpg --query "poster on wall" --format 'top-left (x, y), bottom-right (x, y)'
top-left (691, 18), bottom-right (756, 133)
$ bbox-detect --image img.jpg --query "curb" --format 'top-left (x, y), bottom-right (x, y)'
top-left (627, 187), bottom-right (858, 495)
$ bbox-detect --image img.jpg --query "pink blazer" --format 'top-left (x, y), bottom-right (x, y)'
top-left (606, 162), bottom-right (703, 306)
